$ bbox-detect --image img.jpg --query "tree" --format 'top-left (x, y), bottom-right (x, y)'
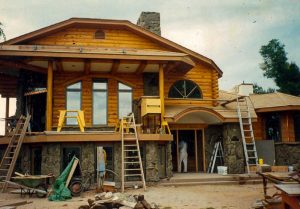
top-left (0, 22), bottom-right (6, 41)
top-left (260, 39), bottom-right (300, 96)
top-left (253, 83), bottom-right (275, 94)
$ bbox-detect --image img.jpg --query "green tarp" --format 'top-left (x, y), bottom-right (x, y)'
top-left (48, 157), bottom-right (76, 201)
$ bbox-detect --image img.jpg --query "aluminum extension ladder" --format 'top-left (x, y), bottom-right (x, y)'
top-left (121, 113), bottom-right (146, 192)
top-left (207, 141), bottom-right (224, 173)
top-left (236, 96), bottom-right (258, 173)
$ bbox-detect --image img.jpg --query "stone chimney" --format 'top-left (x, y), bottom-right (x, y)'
top-left (137, 12), bottom-right (161, 36)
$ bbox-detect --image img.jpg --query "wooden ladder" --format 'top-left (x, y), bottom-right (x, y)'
top-left (0, 115), bottom-right (31, 192)
top-left (121, 113), bottom-right (146, 193)
top-left (236, 96), bottom-right (258, 173)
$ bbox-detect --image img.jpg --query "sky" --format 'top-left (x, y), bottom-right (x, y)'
top-left (0, 0), bottom-right (300, 133)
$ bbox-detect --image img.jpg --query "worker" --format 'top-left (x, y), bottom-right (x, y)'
top-left (178, 140), bottom-right (188, 173)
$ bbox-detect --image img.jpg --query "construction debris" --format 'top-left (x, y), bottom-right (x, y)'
top-left (79, 192), bottom-right (158, 209)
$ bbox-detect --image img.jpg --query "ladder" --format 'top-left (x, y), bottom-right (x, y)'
top-left (0, 115), bottom-right (31, 192)
top-left (207, 141), bottom-right (224, 173)
top-left (236, 96), bottom-right (258, 173)
top-left (121, 113), bottom-right (146, 193)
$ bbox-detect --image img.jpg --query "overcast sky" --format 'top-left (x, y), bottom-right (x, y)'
top-left (0, 0), bottom-right (300, 134)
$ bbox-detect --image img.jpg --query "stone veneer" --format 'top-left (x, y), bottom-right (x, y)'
top-left (275, 143), bottom-right (300, 170)
top-left (222, 123), bottom-right (245, 174)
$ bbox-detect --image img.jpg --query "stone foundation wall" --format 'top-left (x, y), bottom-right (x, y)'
top-left (41, 143), bottom-right (61, 177)
top-left (222, 123), bottom-right (245, 174)
top-left (275, 143), bottom-right (300, 170)
top-left (166, 142), bottom-right (173, 178)
top-left (145, 142), bottom-right (159, 182)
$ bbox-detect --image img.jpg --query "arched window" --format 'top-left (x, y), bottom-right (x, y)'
top-left (118, 82), bottom-right (132, 118)
top-left (66, 82), bottom-right (82, 125)
top-left (168, 80), bottom-right (202, 99)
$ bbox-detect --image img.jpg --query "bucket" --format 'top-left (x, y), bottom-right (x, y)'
top-left (259, 158), bottom-right (264, 165)
top-left (288, 166), bottom-right (294, 172)
top-left (217, 166), bottom-right (228, 175)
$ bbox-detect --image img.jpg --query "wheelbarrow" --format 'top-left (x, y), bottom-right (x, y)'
top-left (7, 175), bottom-right (53, 198)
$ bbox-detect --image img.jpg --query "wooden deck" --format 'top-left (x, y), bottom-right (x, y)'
top-left (0, 132), bottom-right (173, 144)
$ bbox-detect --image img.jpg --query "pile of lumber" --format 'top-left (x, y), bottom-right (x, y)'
top-left (79, 192), bottom-right (158, 209)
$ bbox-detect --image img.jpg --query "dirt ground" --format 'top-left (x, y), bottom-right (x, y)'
top-left (0, 184), bottom-right (277, 209)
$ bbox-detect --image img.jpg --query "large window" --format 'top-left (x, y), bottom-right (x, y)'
top-left (93, 80), bottom-right (107, 125)
top-left (168, 80), bottom-right (202, 99)
top-left (66, 82), bottom-right (82, 125)
top-left (294, 112), bottom-right (300, 142)
top-left (118, 82), bottom-right (132, 118)
top-left (265, 113), bottom-right (281, 141)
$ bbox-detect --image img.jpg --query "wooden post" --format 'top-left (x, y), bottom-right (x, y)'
top-left (46, 61), bottom-right (53, 131)
top-left (159, 64), bottom-right (165, 124)
top-left (195, 129), bottom-right (198, 172)
top-left (5, 97), bottom-right (9, 135)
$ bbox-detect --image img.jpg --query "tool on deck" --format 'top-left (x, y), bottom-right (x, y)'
top-left (207, 141), bottom-right (224, 173)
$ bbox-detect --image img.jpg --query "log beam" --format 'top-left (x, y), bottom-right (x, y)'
top-left (135, 61), bottom-right (147, 75)
top-left (0, 60), bottom-right (47, 74)
top-left (84, 59), bottom-right (91, 75)
top-left (159, 64), bottom-right (165, 124)
top-left (46, 61), bottom-right (53, 131)
top-left (110, 60), bottom-right (120, 74)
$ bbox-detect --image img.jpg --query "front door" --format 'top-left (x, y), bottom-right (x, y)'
top-left (171, 129), bottom-right (204, 173)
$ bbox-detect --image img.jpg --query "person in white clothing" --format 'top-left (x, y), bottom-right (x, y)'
top-left (178, 140), bottom-right (188, 172)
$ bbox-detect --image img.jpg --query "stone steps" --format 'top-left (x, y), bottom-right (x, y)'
top-left (160, 179), bottom-right (262, 187)
top-left (159, 174), bottom-right (263, 186)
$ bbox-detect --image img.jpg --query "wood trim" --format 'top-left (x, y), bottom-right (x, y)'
top-left (55, 59), bottom-right (63, 73)
top-left (46, 61), bottom-right (53, 131)
top-left (255, 106), bottom-right (300, 113)
top-left (0, 133), bottom-right (173, 144)
top-left (0, 60), bottom-right (47, 74)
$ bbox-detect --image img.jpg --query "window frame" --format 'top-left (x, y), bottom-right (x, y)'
top-left (118, 82), bottom-right (133, 119)
top-left (65, 81), bottom-right (82, 125)
top-left (92, 79), bottom-right (108, 126)
top-left (168, 79), bottom-right (202, 99)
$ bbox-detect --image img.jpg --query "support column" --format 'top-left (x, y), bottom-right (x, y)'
top-left (46, 61), bottom-right (53, 131)
top-left (5, 97), bottom-right (9, 135)
top-left (159, 64), bottom-right (165, 124)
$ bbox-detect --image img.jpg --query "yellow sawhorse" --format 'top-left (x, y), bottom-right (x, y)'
top-left (57, 110), bottom-right (85, 132)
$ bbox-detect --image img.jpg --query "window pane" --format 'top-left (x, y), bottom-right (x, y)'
top-left (119, 91), bottom-right (132, 118)
top-left (93, 91), bottom-right (107, 124)
top-left (93, 82), bottom-right (107, 90)
top-left (119, 83), bottom-right (131, 90)
top-left (66, 91), bottom-right (81, 125)
top-left (67, 82), bottom-right (81, 90)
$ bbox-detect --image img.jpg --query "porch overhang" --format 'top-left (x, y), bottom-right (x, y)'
top-left (165, 106), bottom-right (225, 124)
top-left (0, 45), bottom-right (195, 74)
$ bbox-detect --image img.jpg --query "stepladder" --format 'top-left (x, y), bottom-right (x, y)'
top-left (236, 96), bottom-right (258, 173)
top-left (0, 115), bottom-right (31, 192)
top-left (207, 141), bottom-right (224, 173)
top-left (121, 113), bottom-right (146, 193)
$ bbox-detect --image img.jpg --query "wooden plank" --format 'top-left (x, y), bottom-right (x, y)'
top-left (0, 200), bottom-right (31, 208)
top-left (65, 158), bottom-right (79, 188)
top-left (0, 60), bottom-right (47, 74)
top-left (84, 59), bottom-right (91, 75)
top-left (4, 180), bottom-right (46, 194)
top-left (110, 60), bottom-right (120, 74)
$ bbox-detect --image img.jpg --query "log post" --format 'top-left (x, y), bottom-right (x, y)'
top-left (159, 64), bottom-right (165, 124)
top-left (46, 61), bottom-right (53, 131)
top-left (5, 97), bottom-right (9, 135)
